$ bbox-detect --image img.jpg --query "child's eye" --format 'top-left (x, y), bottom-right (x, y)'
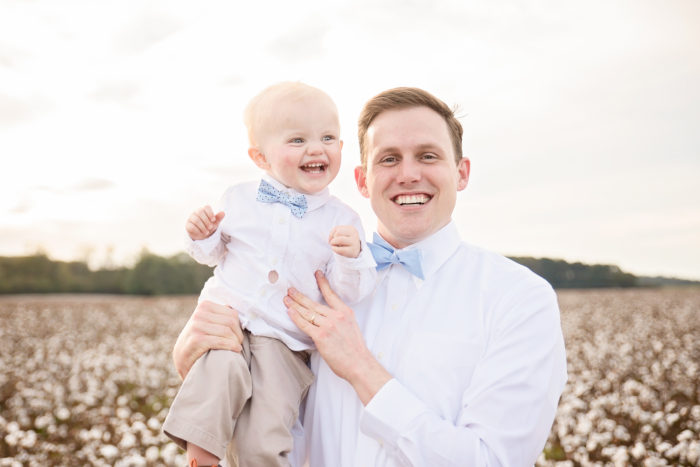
top-left (322, 135), bottom-right (336, 142)
top-left (290, 137), bottom-right (304, 144)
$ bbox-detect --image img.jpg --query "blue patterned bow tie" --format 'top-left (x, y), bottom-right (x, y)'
top-left (256, 180), bottom-right (308, 218)
top-left (367, 233), bottom-right (424, 279)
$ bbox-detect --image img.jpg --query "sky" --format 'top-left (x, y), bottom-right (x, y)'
top-left (1, 0), bottom-right (699, 280)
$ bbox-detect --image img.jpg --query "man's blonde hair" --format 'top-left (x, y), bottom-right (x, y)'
top-left (357, 87), bottom-right (463, 167)
top-left (243, 82), bottom-right (339, 147)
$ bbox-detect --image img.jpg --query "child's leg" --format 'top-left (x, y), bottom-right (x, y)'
top-left (163, 334), bottom-right (252, 463)
top-left (232, 335), bottom-right (314, 467)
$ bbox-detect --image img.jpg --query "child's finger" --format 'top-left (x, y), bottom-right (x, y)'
top-left (203, 205), bottom-right (217, 222)
top-left (195, 211), bottom-right (216, 231)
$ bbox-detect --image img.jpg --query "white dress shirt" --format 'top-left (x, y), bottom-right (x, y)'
top-left (300, 221), bottom-right (567, 466)
top-left (187, 175), bottom-right (377, 351)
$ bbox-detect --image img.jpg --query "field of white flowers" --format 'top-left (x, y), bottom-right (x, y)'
top-left (0, 288), bottom-right (698, 466)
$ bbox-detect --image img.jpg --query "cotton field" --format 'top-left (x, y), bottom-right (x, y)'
top-left (0, 289), bottom-right (698, 466)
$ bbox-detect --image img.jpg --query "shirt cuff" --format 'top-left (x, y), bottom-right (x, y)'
top-left (360, 378), bottom-right (426, 447)
top-left (333, 241), bottom-right (378, 270)
top-left (185, 228), bottom-right (221, 256)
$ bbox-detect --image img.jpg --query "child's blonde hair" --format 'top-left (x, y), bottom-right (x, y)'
top-left (243, 82), bottom-right (339, 148)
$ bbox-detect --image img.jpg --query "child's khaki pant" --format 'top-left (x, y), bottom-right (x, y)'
top-left (163, 331), bottom-right (314, 466)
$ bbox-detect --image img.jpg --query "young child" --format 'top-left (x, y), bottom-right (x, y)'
top-left (162, 82), bottom-right (377, 467)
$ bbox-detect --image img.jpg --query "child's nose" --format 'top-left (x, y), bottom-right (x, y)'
top-left (307, 141), bottom-right (323, 155)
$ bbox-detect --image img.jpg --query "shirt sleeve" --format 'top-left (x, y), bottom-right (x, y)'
top-left (184, 224), bottom-right (227, 267)
top-left (325, 242), bottom-right (377, 305)
top-left (359, 283), bottom-right (568, 466)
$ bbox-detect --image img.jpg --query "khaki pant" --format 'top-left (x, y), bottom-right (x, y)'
top-left (163, 332), bottom-right (314, 466)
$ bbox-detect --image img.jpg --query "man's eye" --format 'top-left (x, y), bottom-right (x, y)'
top-left (422, 153), bottom-right (438, 160)
top-left (379, 156), bottom-right (397, 164)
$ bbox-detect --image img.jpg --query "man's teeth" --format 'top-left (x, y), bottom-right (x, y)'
top-left (395, 194), bottom-right (429, 205)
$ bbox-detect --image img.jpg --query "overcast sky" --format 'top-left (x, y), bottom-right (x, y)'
top-left (1, 0), bottom-right (699, 279)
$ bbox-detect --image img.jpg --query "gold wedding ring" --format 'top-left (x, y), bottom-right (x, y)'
top-left (310, 313), bottom-right (316, 325)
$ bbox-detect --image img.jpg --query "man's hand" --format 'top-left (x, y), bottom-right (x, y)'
top-left (186, 205), bottom-right (225, 241)
top-left (328, 225), bottom-right (361, 258)
top-left (172, 300), bottom-right (244, 379)
top-left (285, 271), bottom-right (391, 405)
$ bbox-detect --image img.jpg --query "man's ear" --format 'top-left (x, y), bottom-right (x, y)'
top-left (354, 166), bottom-right (370, 198)
top-left (248, 147), bottom-right (270, 170)
top-left (456, 157), bottom-right (470, 191)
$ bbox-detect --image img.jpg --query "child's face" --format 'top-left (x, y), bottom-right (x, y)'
top-left (255, 94), bottom-right (342, 195)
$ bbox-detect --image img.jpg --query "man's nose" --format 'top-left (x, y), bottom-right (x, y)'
top-left (397, 158), bottom-right (421, 183)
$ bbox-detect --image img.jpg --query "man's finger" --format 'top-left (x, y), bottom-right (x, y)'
top-left (286, 287), bottom-right (324, 315)
top-left (287, 308), bottom-right (317, 337)
top-left (315, 270), bottom-right (344, 309)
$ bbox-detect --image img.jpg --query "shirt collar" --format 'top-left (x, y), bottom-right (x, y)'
top-left (261, 174), bottom-right (331, 213)
top-left (376, 221), bottom-right (461, 287)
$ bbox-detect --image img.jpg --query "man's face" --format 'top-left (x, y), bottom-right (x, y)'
top-left (253, 94), bottom-right (342, 195)
top-left (355, 106), bottom-right (469, 249)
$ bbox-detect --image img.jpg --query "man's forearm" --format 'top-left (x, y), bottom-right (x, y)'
top-left (347, 349), bottom-right (393, 405)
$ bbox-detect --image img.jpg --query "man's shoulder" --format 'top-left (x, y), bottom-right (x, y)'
top-left (457, 241), bottom-right (553, 292)
top-left (454, 242), bottom-right (558, 323)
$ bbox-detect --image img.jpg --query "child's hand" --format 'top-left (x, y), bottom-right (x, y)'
top-left (186, 205), bottom-right (225, 241)
top-left (329, 225), bottom-right (361, 258)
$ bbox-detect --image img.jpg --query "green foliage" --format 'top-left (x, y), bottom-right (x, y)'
top-left (0, 251), bottom-right (212, 295)
top-left (509, 257), bottom-right (638, 288)
top-left (3, 252), bottom-right (692, 295)
top-left (124, 251), bottom-right (212, 295)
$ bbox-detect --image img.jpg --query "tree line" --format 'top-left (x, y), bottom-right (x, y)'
top-left (0, 251), bottom-right (689, 295)
top-left (0, 252), bottom-right (212, 295)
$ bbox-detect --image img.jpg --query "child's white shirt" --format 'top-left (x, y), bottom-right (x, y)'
top-left (186, 175), bottom-right (377, 351)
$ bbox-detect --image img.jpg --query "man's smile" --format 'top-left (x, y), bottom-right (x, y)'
top-left (392, 193), bottom-right (432, 206)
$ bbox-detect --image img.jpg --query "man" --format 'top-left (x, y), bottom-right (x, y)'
top-left (173, 87), bottom-right (567, 466)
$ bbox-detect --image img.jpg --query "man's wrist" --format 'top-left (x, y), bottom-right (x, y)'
top-left (349, 351), bottom-right (392, 406)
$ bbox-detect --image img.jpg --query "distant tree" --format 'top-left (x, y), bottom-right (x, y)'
top-left (125, 250), bottom-right (212, 295)
top-left (509, 257), bottom-right (637, 288)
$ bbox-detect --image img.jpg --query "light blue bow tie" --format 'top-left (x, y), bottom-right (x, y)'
top-left (367, 233), bottom-right (425, 280)
top-left (256, 180), bottom-right (308, 218)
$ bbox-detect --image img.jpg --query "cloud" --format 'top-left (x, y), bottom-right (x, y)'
top-left (115, 11), bottom-right (184, 55)
top-left (265, 20), bottom-right (330, 63)
top-left (70, 178), bottom-right (116, 192)
top-left (0, 94), bottom-right (51, 126)
top-left (0, 41), bottom-right (26, 68)
top-left (89, 82), bottom-right (140, 104)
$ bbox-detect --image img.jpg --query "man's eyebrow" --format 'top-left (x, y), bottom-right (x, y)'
top-left (414, 142), bottom-right (445, 152)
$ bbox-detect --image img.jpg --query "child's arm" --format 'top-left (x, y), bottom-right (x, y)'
top-left (185, 205), bottom-right (227, 267)
top-left (326, 225), bottom-right (377, 305)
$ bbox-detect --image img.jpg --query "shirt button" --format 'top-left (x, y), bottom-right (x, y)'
top-left (258, 288), bottom-right (266, 297)
top-left (278, 217), bottom-right (286, 224)
top-left (377, 352), bottom-right (384, 360)
top-left (391, 303), bottom-right (398, 311)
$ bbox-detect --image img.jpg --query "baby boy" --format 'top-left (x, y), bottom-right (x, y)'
top-left (162, 82), bottom-right (377, 467)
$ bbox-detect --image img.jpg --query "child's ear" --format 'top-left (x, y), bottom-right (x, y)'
top-left (248, 147), bottom-right (271, 170)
